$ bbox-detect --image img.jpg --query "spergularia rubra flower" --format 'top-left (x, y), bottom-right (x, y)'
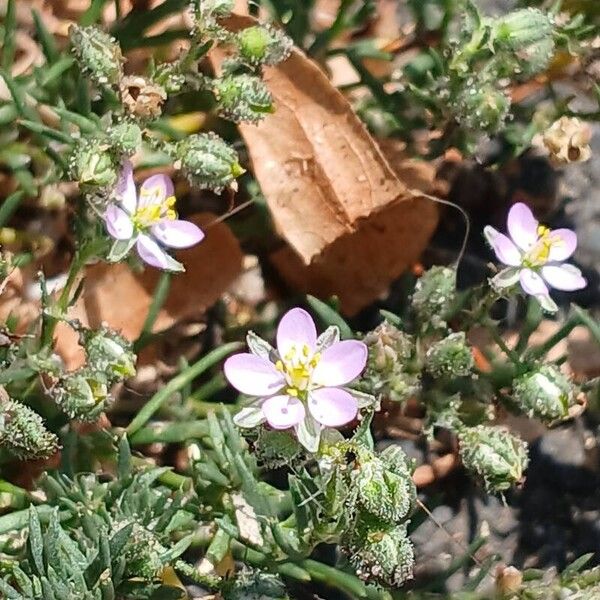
top-left (484, 202), bottom-right (586, 312)
top-left (224, 308), bottom-right (368, 452)
top-left (104, 161), bottom-right (204, 271)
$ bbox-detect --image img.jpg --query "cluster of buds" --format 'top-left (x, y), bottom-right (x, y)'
top-left (512, 364), bottom-right (574, 422)
top-left (411, 266), bottom-right (456, 331)
top-left (172, 133), bottom-right (245, 192)
top-left (359, 321), bottom-right (421, 403)
top-left (458, 425), bottom-right (528, 493)
top-left (214, 74), bottom-right (273, 123)
top-left (425, 332), bottom-right (474, 378)
top-left (0, 389), bottom-right (59, 460)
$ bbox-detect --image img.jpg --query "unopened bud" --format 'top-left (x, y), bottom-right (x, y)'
top-left (512, 364), bottom-right (573, 421)
top-left (453, 82), bottom-right (510, 133)
top-left (236, 25), bottom-right (292, 67)
top-left (425, 332), bottom-right (474, 378)
top-left (412, 266), bottom-right (457, 329)
top-left (459, 425), bottom-right (528, 493)
top-left (69, 25), bottom-right (123, 86)
top-left (70, 138), bottom-right (118, 188)
top-left (215, 74), bottom-right (273, 123)
top-left (81, 326), bottom-right (137, 382)
top-left (496, 565), bottom-right (523, 596)
top-left (53, 369), bottom-right (111, 421)
top-left (493, 8), bottom-right (554, 52)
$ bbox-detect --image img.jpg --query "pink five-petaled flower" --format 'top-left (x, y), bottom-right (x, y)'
top-left (224, 307), bottom-right (368, 452)
top-left (484, 202), bottom-right (586, 312)
top-left (104, 161), bottom-right (204, 272)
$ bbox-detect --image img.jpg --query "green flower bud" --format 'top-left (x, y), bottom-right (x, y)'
top-left (53, 369), bottom-right (111, 421)
top-left (425, 332), bottom-right (474, 378)
top-left (345, 518), bottom-right (414, 587)
top-left (70, 138), bottom-right (119, 188)
top-left (197, 0), bottom-right (235, 18)
top-left (452, 82), bottom-right (510, 133)
top-left (512, 365), bottom-right (573, 421)
top-left (107, 122), bottom-right (142, 156)
top-left (492, 8), bottom-right (554, 52)
top-left (215, 74), bottom-right (273, 123)
top-left (228, 568), bottom-right (289, 600)
top-left (69, 25), bottom-right (123, 86)
top-left (80, 326), bottom-right (137, 382)
top-left (0, 393), bottom-right (58, 460)
top-left (412, 266), bottom-right (456, 329)
top-left (174, 132), bottom-right (244, 192)
top-left (236, 25), bottom-right (292, 67)
top-left (459, 425), bottom-right (528, 493)
top-left (122, 523), bottom-right (164, 579)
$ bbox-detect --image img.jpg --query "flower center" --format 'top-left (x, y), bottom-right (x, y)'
top-left (275, 343), bottom-right (321, 396)
top-left (132, 190), bottom-right (177, 230)
top-left (523, 224), bottom-right (563, 267)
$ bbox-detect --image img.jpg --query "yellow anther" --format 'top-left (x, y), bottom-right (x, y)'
top-left (537, 224), bottom-right (550, 238)
top-left (287, 387), bottom-right (299, 397)
top-left (166, 209), bottom-right (176, 220)
top-left (302, 344), bottom-right (310, 357)
top-left (275, 360), bottom-right (284, 372)
top-left (166, 196), bottom-right (176, 208)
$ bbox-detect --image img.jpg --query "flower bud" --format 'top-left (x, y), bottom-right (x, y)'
top-left (459, 425), bottom-right (528, 493)
top-left (452, 82), bottom-right (510, 133)
top-left (492, 8), bottom-right (554, 52)
top-left (174, 132), bottom-right (244, 192)
top-left (70, 138), bottom-right (119, 188)
top-left (0, 393), bottom-right (59, 460)
top-left (425, 332), bottom-right (474, 378)
top-left (119, 75), bottom-right (167, 120)
top-left (540, 116), bottom-right (592, 164)
top-left (80, 327), bottom-right (137, 382)
top-left (236, 25), bottom-right (292, 67)
top-left (215, 74), bottom-right (273, 123)
top-left (345, 518), bottom-right (414, 587)
top-left (197, 0), bottom-right (235, 18)
top-left (512, 365), bottom-right (573, 421)
top-left (122, 523), bottom-right (164, 579)
top-left (69, 25), bottom-right (123, 86)
top-left (228, 568), bottom-right (288, 600)
top-left (53, 369), bottom-right (111, 421)
top-left (107, 122), bottom-right (143, 156)
top-left (412, 266), bottom-right (457, 329)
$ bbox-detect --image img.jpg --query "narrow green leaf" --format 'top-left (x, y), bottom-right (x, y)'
top-left (28, 507), bottom-right (45, 576)
top-left (2, 0), bottom-right (17, 71)
top-left (18, 120), bottom-right (74, 144)
top-left (0, 190), bottom-right (24, 227)
top-left (307, 295), bottom-right (353, 338)
top-left (32, 10), bottom-right (59, 62)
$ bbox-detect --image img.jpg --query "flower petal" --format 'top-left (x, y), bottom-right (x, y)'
top-left (491, 267), bottom-right (521, 289)
top-left (308, 387), bottom-right (358, 427)
top-left (519, 268), bottom-right (549, 296)
top-left (151, 219), bottom-right (205, 249)
top-left (224, 353), bottom-right (285, 396)
top-left (541, 264), bottom-right (587, 291)
top-left (233, 406), bottom-right (266, 428)
top-left (547, 228), bottom-right (577, 261)
top-left (262, 395), bottom-right (305, 429)
top-left (312, 340), bottom-right (367, 387)
top-left (507, 202), bottom-right (539, 251)
top-left (104, 204), bottom-right (134, 240)
top-left (276, 308), bottom-right (317, 358)
top-left (139, 174), bottom-right (174, 208)
top-left (484, 226), bottom-right (522, 266)
top-left (136, 234), bottom-right (172, 269)
top-left (114, 161), bottom-right (137, 213)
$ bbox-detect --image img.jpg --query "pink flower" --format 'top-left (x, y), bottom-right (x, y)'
top-left (484, 203), bottom-right (586, 312)
top-left (104, 161), bottom-right (204, 271)
top-left (224, 307), bottom-right (368, 452)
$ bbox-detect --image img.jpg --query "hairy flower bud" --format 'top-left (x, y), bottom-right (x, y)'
top-left (0, 392), bottom-right (59, 460)
top-left (215, 74), bottom-right (273, 123)
top-left (122, 523), bottom-right (164, 579)
top-left (412, 266), bottom-right (457, 329)
top-left (107, 122), bottom-right (143, 156)
top-left (174, 132), bottom-right (244, 192)
top-left (70, 138), bottom-right (119, 188)
top-left (346, 518), bottom-right (414, 587)
top-left (452, 82), bottom-right (510, 133)
top-left (512, 365), bottom-right (573, 421)
top-left (80, 326), bottom-right (136, 382)
top-left (459, 425), bottom-right (528, 493)
top-left (540, 116), bottom-right (592, 164)
top-left (492, 8), bottom-right (554, 52)
top-left (53, 369), bottom-right (111, 421)
top-left (119, 75), bottom-right (167, 120)
top-left (228, 568), bottom-right (289, 600)
top-left (236, 25), bottom-right (292, 67)
top-left (425, 332), bottom-right (474, 378)
top-left (69, 25), bottom-right (123, 86)
top-left (194, 0), bottom-right (235, 18)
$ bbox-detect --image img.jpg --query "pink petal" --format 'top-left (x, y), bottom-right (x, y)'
top-left (104, 204), bottom-right (133, 240)
top-left (151, 220), bottom-right (205, 249)
top-left (519, 268), bottom-right (549, 296)
top-left (308, 387), bottom-right (358, 427)
top-left (136, 234), bottom-right (172, 269)
top-left (276, 308), bottom-right (317, 358)
top-left (224, 353), bottom-right (285, 396)
top-left (139, 174), bottom-right (174, 208)
top-left (547, 229), bottom-right (577, 261)
top-left (262, 395), bottom-right (305, 429)
top-left (115, 161), bottom-right (137, 213)
top-left (484, 226), bottom-right (522, 266)
top-left (507, 203), bottom-right (539, 251)
top-left (312, 340), bottom-right (367, 387)
top-left (541, 264), bottom-right (587, 291)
